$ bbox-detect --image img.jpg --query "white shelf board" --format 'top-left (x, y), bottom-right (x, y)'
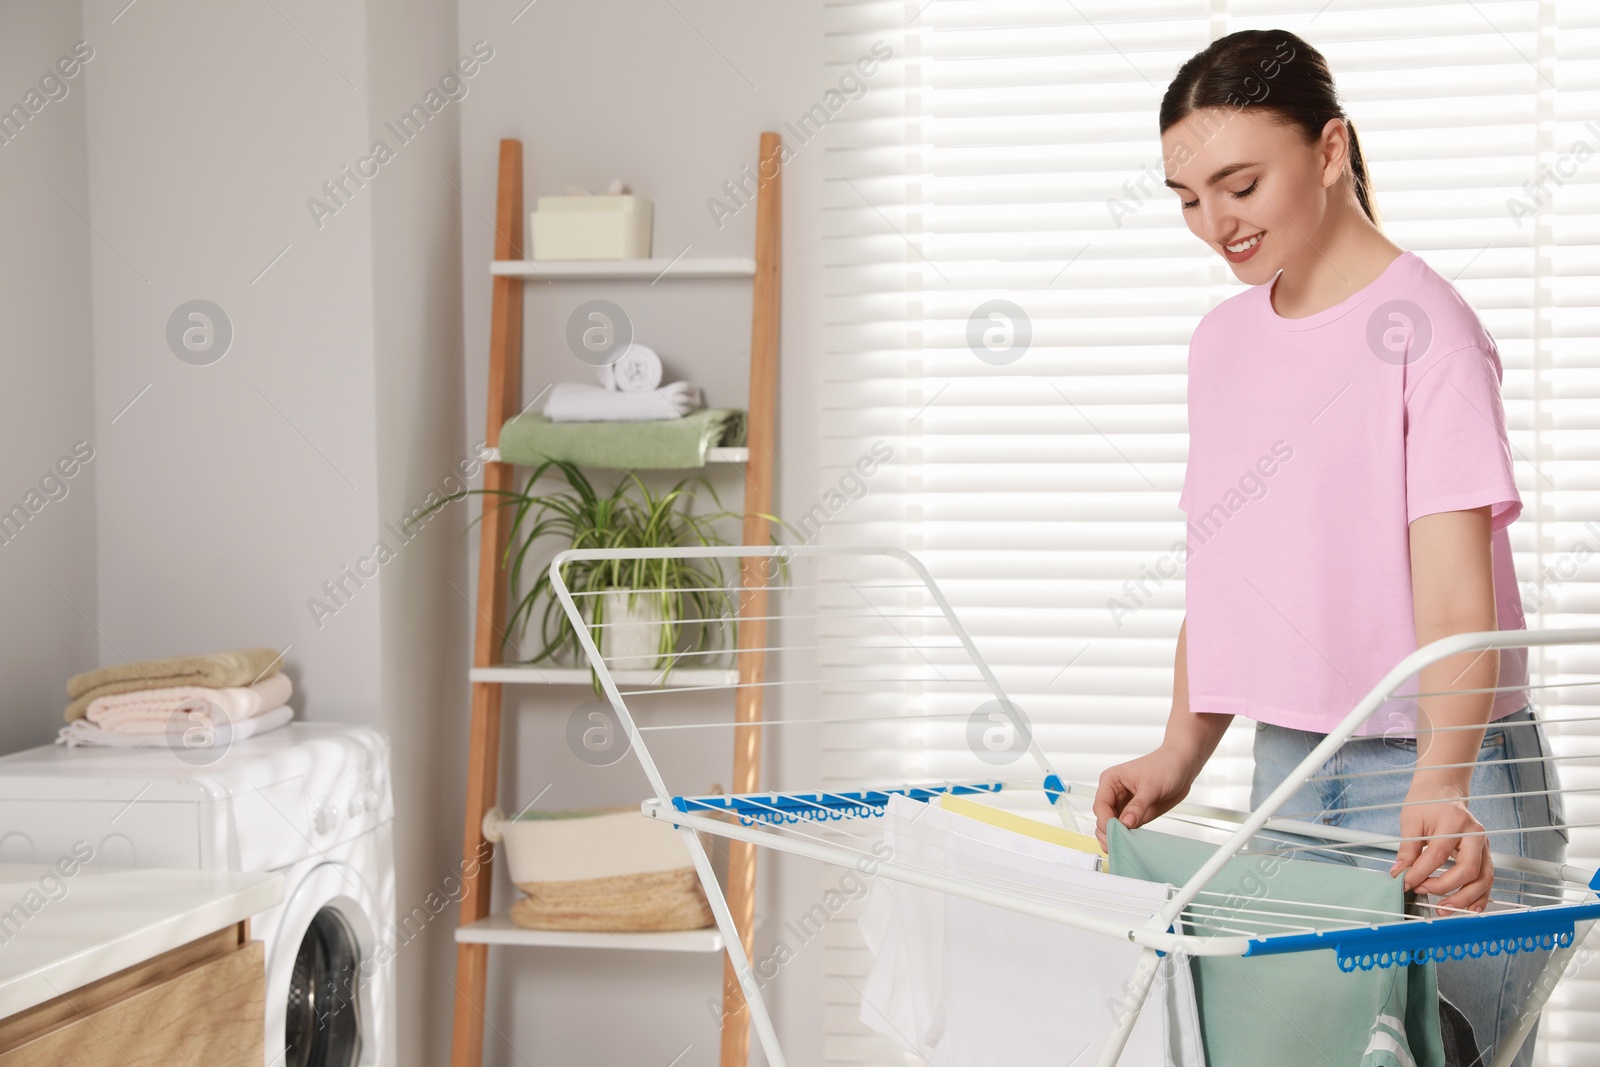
top-left (456, 915), bottom-right (724, 952)
top-left (470, 666), bottom-right (739, 688)
top-left (482, 446), bottom-right (747, 465)
top-left (491, 258), bottom-right (756, 280)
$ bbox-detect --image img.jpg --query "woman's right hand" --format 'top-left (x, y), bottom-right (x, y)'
top-left (1093, 745), bottom-right (1203, 852)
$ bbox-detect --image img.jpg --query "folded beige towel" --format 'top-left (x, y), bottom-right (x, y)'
top-left (82, 673), bottom-right (293, 735)
top-left (64, 647), bottom-right (284, 722)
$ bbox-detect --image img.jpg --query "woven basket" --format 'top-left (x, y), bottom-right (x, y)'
top-left (509, 867), bottom-right (713, 932)
top-left (482, 804), bottom-right (715, 932)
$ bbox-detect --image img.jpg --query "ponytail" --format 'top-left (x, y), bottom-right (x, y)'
top-left (1344, 117), bottom-right (1380, 227)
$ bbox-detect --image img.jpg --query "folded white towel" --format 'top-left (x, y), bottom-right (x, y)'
top-left (544, 380), bottom-right (703, 422)
top-left (596, 343), bottom-right (664, 393)
top-left (83, 672), bottom-right (293, 735)
top-left (56, 703), bottom-right (295, 748)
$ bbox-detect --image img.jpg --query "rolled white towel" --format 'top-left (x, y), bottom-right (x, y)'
top-left (84, 672), bottom-right (293, 735)
top-left (56, 704), bottom-right (296, 748)
top-left (544, 381), bottom-right (703, 422)
top-left (596, 343), bottom-right (664, 393)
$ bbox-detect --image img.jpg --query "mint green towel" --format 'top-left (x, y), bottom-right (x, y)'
top-left (1107, 819), bottom-right (1444, 1067)
top-left (498, 409), bottom-right (747, 470)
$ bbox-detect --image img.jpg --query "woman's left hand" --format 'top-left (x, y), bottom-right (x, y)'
top-left (1390, 784), bottom-right (1494, 913)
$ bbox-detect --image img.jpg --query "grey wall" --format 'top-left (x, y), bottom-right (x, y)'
top-left (0, 7), bottom-right (99, 753)
top-left (454, 2), bottom-right (824, 1065)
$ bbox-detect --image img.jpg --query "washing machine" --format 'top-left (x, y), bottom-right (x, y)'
top-left (0, 722), bottom-right (396, 1067)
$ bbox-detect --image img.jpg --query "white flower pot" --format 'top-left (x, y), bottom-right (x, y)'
top-left (598, 590), bottom-right (667, 671)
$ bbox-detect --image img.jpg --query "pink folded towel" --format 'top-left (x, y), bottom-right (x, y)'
top-left (83, 673), bottom-right (293, 735)
top-left (56, 704), bottom-right (295, 749)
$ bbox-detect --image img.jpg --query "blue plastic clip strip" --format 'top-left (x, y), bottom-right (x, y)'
top-left (1243, 901), bottom-right (1600, 972)
top-left (670, 781), bottom-right (1005, 827)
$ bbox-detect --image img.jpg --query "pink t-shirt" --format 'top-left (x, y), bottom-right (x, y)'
top-left (1179, 249), bottom-right (1529, 736)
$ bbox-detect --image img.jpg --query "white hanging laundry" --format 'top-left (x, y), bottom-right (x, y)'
top-left (1160, 934), bottom-right (1205, 1067)
top-left (935, 830), bottom-right (1203, 1067)
top-left (859, 794), bottom-right (1204, 1067)
top-left (860, 793), bottom-right (1104, 1059)
top-left (859, 794), bottom-right (954, 1059)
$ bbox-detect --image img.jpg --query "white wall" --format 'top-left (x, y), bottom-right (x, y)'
top-left (364, 0), bottom-right (474, 1060)
top-left (81, 0), bottom-right (384, 717)
top-left (452, 2), bottom-right (825, 1065)
top-left (6, 0), bottom-right (830, 1062)
top-left (0, 6), bottom-right (100, 753)
top-left (76, 0), bottom-right (470, 1062)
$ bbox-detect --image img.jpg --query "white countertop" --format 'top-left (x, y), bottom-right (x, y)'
top-left (0, 863), bottom-right (284, 1018)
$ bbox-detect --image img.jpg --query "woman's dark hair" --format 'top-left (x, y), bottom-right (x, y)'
top-left (1159, 30), bottom-right (1379, 227)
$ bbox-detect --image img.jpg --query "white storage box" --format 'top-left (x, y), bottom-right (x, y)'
top-left (530, 194), bottom-right (653, 260)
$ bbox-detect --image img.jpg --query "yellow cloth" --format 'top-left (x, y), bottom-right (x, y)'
top-left (936, 793), bottom-right (1107, 861)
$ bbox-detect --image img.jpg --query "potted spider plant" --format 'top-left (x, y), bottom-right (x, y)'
top-left (430, 458), bottom-right (790, 691)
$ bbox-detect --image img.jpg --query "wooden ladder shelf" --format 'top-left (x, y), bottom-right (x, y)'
top-left (449, 133), bottom-right (783, 1067)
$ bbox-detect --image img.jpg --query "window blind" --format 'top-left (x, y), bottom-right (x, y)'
top-left (814, 2), bottom-right (1600, 1064)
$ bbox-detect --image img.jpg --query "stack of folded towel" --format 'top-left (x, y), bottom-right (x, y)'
top-left (499, 342), bottom-right (743, 470)
top-left (545, 343), bottom-right (705, 422)
top-left (56, 647), bottom-right (293, 749)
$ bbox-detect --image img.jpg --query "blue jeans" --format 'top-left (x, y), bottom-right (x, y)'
top-left (1250, 706), bottom-right (1569, 1067)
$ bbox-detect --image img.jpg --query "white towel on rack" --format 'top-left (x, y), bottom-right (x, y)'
top-left (935, 830), bottom-right (1204, 1067)
top-left (859, 794), bottom-right (1204, 1067)
top-left (596, 343), bottom-right (664, 393)
top-left (859, 793), bottom-right (1102, 1056)
top-left (543, 380), bottom-right (703, 422)
top-left (859, 794), bottom-right (954, 1058)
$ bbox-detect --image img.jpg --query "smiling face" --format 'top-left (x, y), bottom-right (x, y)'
top-left (1161, 107), bottom-right (1350, 283)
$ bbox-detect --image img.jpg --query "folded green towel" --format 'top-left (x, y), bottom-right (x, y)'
top-left (1107, 819), bottom-right (1444, 1067)
top-left (498, 409), bottom-right (747, 470)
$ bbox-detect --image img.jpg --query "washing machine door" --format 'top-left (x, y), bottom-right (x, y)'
top-left (286, 906), bottom-right (363, 1066)
top-left (268, 862), bottom-right (385, 1067)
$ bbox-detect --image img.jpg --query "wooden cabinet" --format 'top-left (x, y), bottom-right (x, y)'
top-left (0, 921), bottom-right (263, 1066)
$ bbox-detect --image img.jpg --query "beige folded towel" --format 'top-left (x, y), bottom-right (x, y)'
top-left (82, 673), bottom-right (293, 735)
top-left (64, 647), bottom-right (284, 722)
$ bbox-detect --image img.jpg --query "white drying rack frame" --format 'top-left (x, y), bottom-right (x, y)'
top-left (545, 543), bottom-right (1600, 1067)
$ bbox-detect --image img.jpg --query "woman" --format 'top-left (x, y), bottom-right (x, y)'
top-left (1092, 29), bottom-right (1568, 1067)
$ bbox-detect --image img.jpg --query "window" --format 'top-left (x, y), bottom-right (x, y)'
top-left (816, 2), bottom-right (1600, 1063)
